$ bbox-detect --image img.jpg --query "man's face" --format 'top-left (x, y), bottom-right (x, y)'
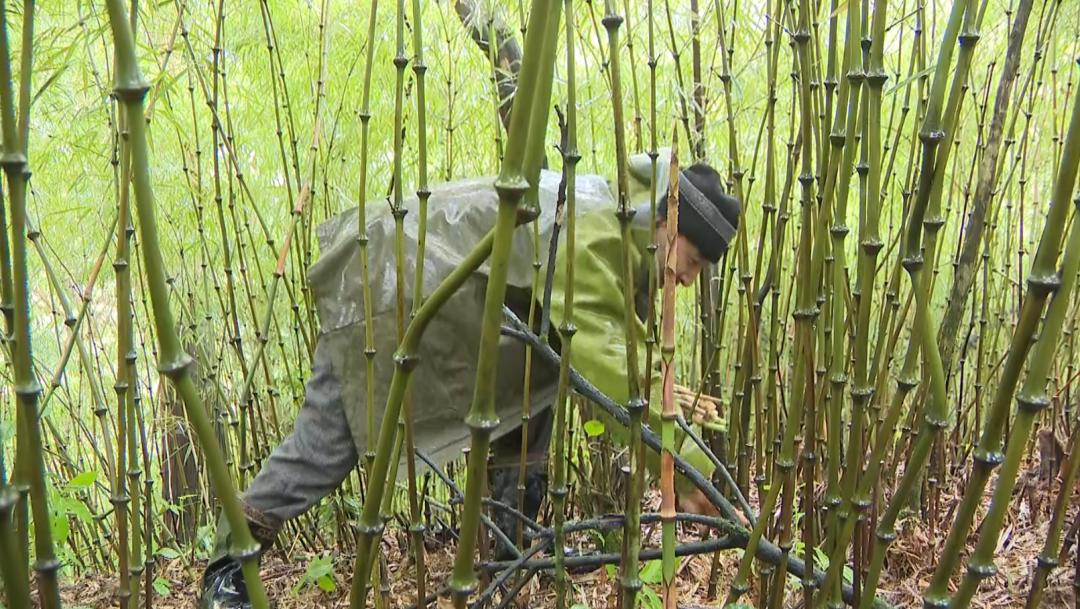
top-left (673, 233), bottom-right (707, 286)
top-left (656, 222), bottom-right (708, 287)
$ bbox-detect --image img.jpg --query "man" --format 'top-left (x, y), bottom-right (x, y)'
top-left (200, 152), bottom-right (740, 608)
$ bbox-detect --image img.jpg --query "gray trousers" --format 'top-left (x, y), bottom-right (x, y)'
top-left (211, 341), bottom-right (553, 562)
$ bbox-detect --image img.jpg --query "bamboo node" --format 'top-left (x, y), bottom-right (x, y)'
top-left (792, 307), bottom-right (818, 321)
top-left (32, 558), bottom-right (61, 577)
top-left (1016, 393), bottom-right (1050, 413)
top-left (465, 412), bottom-right (500, 431)
top-left (364, 348), bottom-right (376, 359)
top-left (829, 133), bottom-right (846, 148)
top-left (855, 162), bottom-right (869, 176)
top-left (926, 415), bottom-right (948, 430)
top-left (357, 520), bottom-right (385, 536)
top-left (901, 255), bottom-right (924, 272)
top-left (1026, 273), bottom-right (1061, 296)
top-left (965, 561), bottom-right (997, 580)
top-left (620, 577), bottom-right (644, 593)
top-left (921, 594), bottom-right (951, 608)
top-left (875, 529), bottom-right (898, 544)
top-left (231, 541), bottom-right (262, 562)
top-left (896, 376), bottom-right (918, 391)
top-left (866, 72), bottom-right (889, 88)
top-left (113, 82), bottom-right (150, 103)
top-left (923, 216), bottom-right (946, 232)
top-left (958, 33), bottom-right (981, 47)
top-left (516, 205), bottom-right (540, 225)
top-left (601, 15), bottom-right (624, 30)
top-left (851, 387), bottom-right (874, 402)
top-left (792, 29), bottom-right (811, 44)
top-left (1035, 555), bottom-right (1058, 569)
top-left (394, 352), bottom-right (420, 372)
top-left (919, 129), bottom-right (946, 144)
top-left (158, 355), bottom-right (194, 379)
top-left (626, 397), bottom-right (647, 414)
top-left (847, 69), bottom-right (865, 84)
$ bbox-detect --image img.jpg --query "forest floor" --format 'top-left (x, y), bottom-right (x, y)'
top-left (57, 470), bottom-right (1078, 609)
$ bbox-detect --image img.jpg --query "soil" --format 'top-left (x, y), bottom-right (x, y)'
top-left (56, 461), bottom-right (1078, 608)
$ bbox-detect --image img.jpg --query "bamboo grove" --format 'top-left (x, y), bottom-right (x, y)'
top-left (0, 0), bottom-right (1077, 609)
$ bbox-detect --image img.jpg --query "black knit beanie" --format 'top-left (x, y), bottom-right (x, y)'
top-left (657, 163), bottom-right (740, 263)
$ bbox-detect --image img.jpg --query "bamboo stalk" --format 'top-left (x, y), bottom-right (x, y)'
top-left (351, 8), bottom-right (560, 604)
top-left (406, 0), bottom-right (431, 600)
top-left (944, 59), bottom-right (1080, 609)
top-left (1027, 406), bottom-right (1080, 608)
top-left (726, 0), bottom-right (819, 602)
top-left (357, 0), bottom-right (379, 473)
top-left (550, 2), bottom-right (579, 606)
top-left (101, 1), bottom-right (270, 607)
top-left (449, 5), bottom-right (561, 606)
top-left (0, 2), bottom-right (61, 607)
top-left (659, 133), bottom-right (680, 609)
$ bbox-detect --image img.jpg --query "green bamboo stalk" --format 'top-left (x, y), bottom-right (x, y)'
top-left (1027, 406), bottom-right (1080, 608)
top-left (101, 2), bottom-right (269, 607)
top-left (857, 0), bottom-right (985, 603)
top-left (406, 0), bottom-right (431, 601)
top-left (726, 0), bottom-right (819, 602)
top-left (551, 6), bottom-right (578, 606)
top-left (448, 5), bottom-right (561, 606)
top-left (831, 0), bottom-right (885, 587)
top-left (660, 137), bottom-right (680, 609)
top-left (817, 0), bottom-right (967, 601)
top-left (348, 15), bottom-right (560, 594)
top-left (594, 2), bottom-right (648, 607)
top-left (114, 96), bottom-right (135, 609)
top-left (0, 475), bottom-right (31, 609)
top-left (357, 0), bottom-right (379, 472)
top-left (821, 0), bottom-right (862, 567)
top-left (346, 237), bottom-right (499, 606)
top-left (944, 61), bottom-right (1080, 609)
top-left (0, 2), bottom-right (60, 607)
top-left (920, 15), bottom-right (1075, 609)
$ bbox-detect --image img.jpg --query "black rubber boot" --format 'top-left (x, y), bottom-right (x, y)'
top-left (199, 507), bottom-right (279, 609)
top-left (489, 463), bottom-right (547, 561)
top-left (200, 556), bottom-right (252, 609)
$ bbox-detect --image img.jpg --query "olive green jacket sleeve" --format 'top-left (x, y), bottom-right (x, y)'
top-left (545, 158), bottom-right (715, 493)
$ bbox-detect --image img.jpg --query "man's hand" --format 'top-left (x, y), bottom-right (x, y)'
top-left (676, 487), bottom-right (750, 527)
top-left (674, 384), bottom-right (720, 424)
